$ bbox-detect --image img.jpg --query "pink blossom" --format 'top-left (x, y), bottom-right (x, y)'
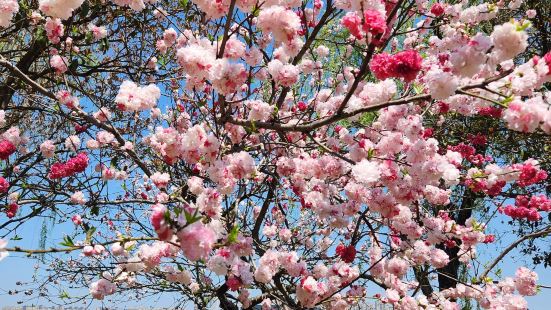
top-left (430, 3), bottom-right (445, 16)
top-left (150, 204), bottom-right (172, 241)
top-left (93, 107), bottom-right (112, 122)
top-left (514, 267), bottom-right (538, 296)
top-left (177, 222), bottom-right (217, 261)
top-left (514, 159), bottom-right (548, 187)
top-left (89, 279), bottom-right (116, 300)
top-left (48, 152), bottom-right (89, 179)
top-left (210, 60), bottom-right (247, 95)
top-left (64, 135), bottom-right (80, 152)
top-left (189, 0), bottom-right (230, 18)
top-left (223, 38), bottom-right (246, 59)
top-left (0, 177), bottom-right (9, 193)
top-left (50, 55), bottom-right (67, 74)
top-left (5, 202), bottom-right (18, 218)
top-left (163, 28), bottom-right (177, 45)
top-left (88, 23), bottom-right (107, 40)
top-left (0, 140), bottom-right (16, 160)
top-left (71, 214), bottom-right (82, 225)
top-left (45, 18), bottom-right (64, 44)
top-left (491, 22), bottom-right (528, 62)
top-left (257, 6), bottom-right (300, 45)
top-left (352, 160), bottom-right (380, 185)
top-left (341, 12), bottom-right (363, 39)
top-left (296, 276), bottom-right (325, 307)
top-left (502, 98), bottom-right (547, 133)
top-left (370, 50), bottom-right (423, 82)
top-left (151, 171), bottom-right (170, 189)
top-left (56, 90), bottom-right (79, 109)
top-left (111, 243), bottom-right (125, 256)
top-left (111, 0), bottom-right (156, 11)
top-left (39, 0), bottom-right (83, 20)
top-left (363, 9), bottom-right (387, 36)
top-left (430, 248), bottom-right (450, 268)
top-left (176, 39), bottom-right (216, 79)
top-left (267, 59), bottom-right (299, 87)
top-left (0, 0), bottom-right (19, 28)
top-left (386, 257), bottom-right (408, 277)
top-left (70, 191), bottom-right (86, 205)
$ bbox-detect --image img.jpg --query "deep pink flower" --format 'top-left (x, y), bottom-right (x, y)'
top-left (430, 3), bottom-right (445, 16)
top-left (150, 204), bottom-right (172, 241)
top-left (363, 9), bottom-right (387, 35)
top-left (226, 276), bottom-right (242, 291)
top-left (516, 162), bottom-right (547, 187)
top-left (543, 51), bottom-right (551, 75)
top-left (48, 162), bottom-right (68, 179)
top-left (5, 202), bottom-right (18, 218)
top-left (48, 153), bottom-right (89, 179)
top-left (388, 50), bottom-right (423, 82)
top-left (370, 52), bottom-right (394, 80)
top-left (0, 140), bottom-right (16, 160)
top-left (483, 234), bottom-right (495, 243)
top-left (336, 244), bottom-right (356, 263)
top-left (0, 177), bottom-right (9, 193)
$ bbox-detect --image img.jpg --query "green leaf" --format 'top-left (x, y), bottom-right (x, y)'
top-left (359, 112), bottom-right (376, 126)
top-left (59, 291), bottom-right (70, 299)
top-left (367, 149), bottom-right (375, 160)
top-left (228, 225), bottom-right (239, 244)
top-left (500, 95), bottom-right (514, 107)
top-left (85, 226), bottom-right (96, 243)
top-left (59, 235), bottom-right (74, 247)
top-left (35, 28), bottom-right (47, 45)
top-left (252, 7), bottom-right (260, 17)
top-left (412, 83), bottom-right (424, 95)
top-left (157, 54), bottom-right (167, 67)
top-left (515, 21), bottom-right (531, 32)
top-left (184, 210), bottom-right (201, 225)
top-left (179, 0), bottom-right (188, 7)
top-left (125, 243), bottom-right (136, 251)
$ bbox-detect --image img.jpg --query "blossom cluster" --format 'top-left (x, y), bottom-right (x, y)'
top-left (48, 152), bottom-right (89, 179)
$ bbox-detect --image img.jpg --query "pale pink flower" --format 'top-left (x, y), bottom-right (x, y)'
top-left (50, 55), bottom-right (67, 74)
top-left (70, 191), bottom-right (86, 205)
top-left (0, 0), bottom-right (19, 27)
top-left (39, 0), bottom-right (84, 20)
top-left (40, 140), bottom-right (56, 158)
top-left (177, 222), bottom-right (217, 261)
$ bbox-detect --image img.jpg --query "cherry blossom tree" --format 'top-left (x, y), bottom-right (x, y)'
top-left (0, 0), bottom-right (550, 309)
